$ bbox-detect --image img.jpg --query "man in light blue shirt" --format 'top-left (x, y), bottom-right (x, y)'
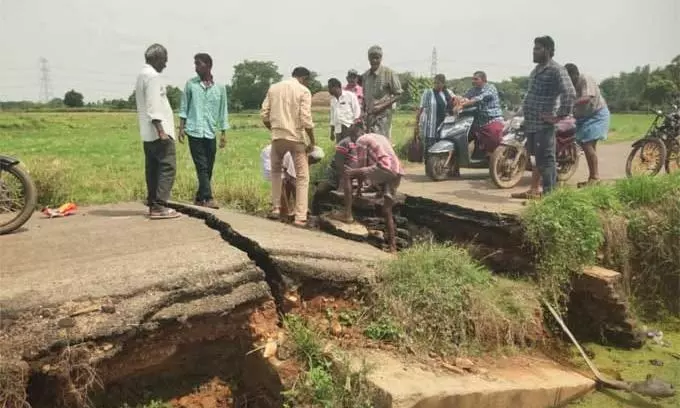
top-left (178, 53), bottom-right (229, 209)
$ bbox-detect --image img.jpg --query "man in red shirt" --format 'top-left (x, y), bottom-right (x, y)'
top-left (340, 122), bottom-right (404, 253)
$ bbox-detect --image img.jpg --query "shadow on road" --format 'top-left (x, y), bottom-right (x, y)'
top-left (88, 209), bottom-right (147, 218)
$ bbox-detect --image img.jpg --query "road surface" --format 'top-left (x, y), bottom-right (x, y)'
top-left (399, 142), bottom-right (632, 214)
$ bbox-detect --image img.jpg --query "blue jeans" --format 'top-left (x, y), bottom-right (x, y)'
top-left (527, 125), bottom-right (557, 194)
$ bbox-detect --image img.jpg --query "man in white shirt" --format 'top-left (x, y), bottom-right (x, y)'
top-left (135, 43), bottom-right (179, 219)
top-left (328, 78), bottom-right (361, 143)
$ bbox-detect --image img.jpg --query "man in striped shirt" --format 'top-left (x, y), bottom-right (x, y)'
top-left (340, 122), bottom-right (404, 252)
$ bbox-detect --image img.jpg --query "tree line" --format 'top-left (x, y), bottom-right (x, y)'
top-left (1, 55), bottom-right (678, 113)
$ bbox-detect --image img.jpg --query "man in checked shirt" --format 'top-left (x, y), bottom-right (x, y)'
top-left (511, 36), bottom-right (576, 199)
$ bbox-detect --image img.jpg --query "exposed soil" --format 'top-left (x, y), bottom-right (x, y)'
top-left (170, 378), bottom-right (233, 408)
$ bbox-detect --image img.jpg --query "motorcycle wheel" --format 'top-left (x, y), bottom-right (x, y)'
top-left (489, 145), bottom-right (527, 189)
top-left (625, 138), bottom-right (666, 178)
top-left (557, 142), bottom-right (580, 182)
top-left (0, 163), bottom-right (38, 235)
top-left (425, 153), bottom-right (449, 181)
top-left (664, 139), bottom-right (680, 174)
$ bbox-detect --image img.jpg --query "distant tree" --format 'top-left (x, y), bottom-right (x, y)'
top-left (47, 98), bottom-right (64, 108)
top-left (306, 71), bottom-right (324, 94)
top-left (166, 85), bottom-right (182, 110)
top-left (225, 85), bottom-right (243, 113)
top-left (644, 75), bottom-right (678, 106)
top-left (127, 91), bottom-right (136, 109)
top-left (63, 89), bottom-right (84, 107)
top-left (231, 60), bottom-right (283, 110)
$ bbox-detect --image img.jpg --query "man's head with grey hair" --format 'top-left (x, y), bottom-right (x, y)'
top-left (368, 45), bottom-right (383, 72)
top-left (144, 43), bottom-right (168, 73)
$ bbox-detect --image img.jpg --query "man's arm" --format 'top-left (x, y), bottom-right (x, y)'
top-left (178, 81), bottom-right (191, 142)
top-left (329, 98), bottom-right (336, 140)
top-left (350, 92), bottom-right (361, 122)
top-left (390, 69), bottom-right (403, 97)
top-left (575, 76), bottom-right (596, 105)
top-left (300, 89), bottom-right (315, 147)
top-left (219, 85), bottom-right (229, 147)
top-left (556, 66), bottom-right (577, 118)
top-left (461, 87), bottom-right (492, 107)
top-left (260, 91), bottom-right (271, 129)
top-left (145, 76), bottom-right (168, 139)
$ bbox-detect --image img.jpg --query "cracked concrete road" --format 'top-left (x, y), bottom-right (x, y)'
top-left (399, 142), bottom-right (633, 214)
top-left (0, 202), bottom-right (390, 313)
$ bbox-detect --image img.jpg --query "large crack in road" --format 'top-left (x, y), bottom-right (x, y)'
top-left (160, 201), bottom-right (287, 319)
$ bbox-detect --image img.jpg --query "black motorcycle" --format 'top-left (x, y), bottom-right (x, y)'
top-left (625, 102), bottom-right (680, 177)
top-left (0, 155), bottom-right (38, 234)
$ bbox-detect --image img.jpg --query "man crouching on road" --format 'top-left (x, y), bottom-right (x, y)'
top-left (336, 122), bottom-right (404, 253)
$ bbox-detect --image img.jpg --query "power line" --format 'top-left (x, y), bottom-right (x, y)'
top-left (39, 57), bottom-right (52, 103)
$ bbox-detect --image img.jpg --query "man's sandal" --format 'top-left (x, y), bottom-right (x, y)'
top-left (149, 208), bottom-right (181, 220)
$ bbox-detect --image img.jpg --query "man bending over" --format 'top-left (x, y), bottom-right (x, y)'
top-left (339, 122), bottom-right (404, 253)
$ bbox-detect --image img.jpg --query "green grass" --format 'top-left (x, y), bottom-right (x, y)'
top-left (282, 315), bottom-right (374, 408)
top-left (0, 111), bottom-right (649, 211)
top-left (367, 243), bottom-right (542, 356)
top-left (607, 113), bottom-right (655, 143)
top-left (522, 172), bottom-right (680, 317)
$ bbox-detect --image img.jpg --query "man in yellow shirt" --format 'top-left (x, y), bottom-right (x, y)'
top-left (260, 67), bottom-right (316, 226)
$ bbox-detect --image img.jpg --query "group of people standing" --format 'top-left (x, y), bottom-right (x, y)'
top-left (134, 44), bottom-right (229, 219)
top-left (258, 45), bottom-right (405, 252)
top-left (133, 36), bottom-right (611, 240)
top-left (413, 36), bottom-right (610, 198)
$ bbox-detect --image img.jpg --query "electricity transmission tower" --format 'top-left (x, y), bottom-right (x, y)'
top-left (39, 57), bottom-right (52, 103)
top-left (430, 47), bottom-right (438, 77)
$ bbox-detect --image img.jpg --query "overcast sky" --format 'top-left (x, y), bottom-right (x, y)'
top-left (0, 0), bottom-right (678, 102)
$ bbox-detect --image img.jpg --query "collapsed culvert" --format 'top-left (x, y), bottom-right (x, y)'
top-left (314, 190), bottom-right (643, 349)
top-left (1, 203), bottom-right (389, 408)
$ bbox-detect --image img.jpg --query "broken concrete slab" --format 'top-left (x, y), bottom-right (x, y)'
top-left (339, 349), bottom-right (595, 408)
top-left (568, 266), bottom-right (643, 349)
top-left (0, 202), bottom-right (391, 407)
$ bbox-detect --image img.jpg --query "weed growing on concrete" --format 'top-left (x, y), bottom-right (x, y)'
top-left (370, 243), bottom-right (542, 356)
top-left (522, 172), bottom-right (680, 318)
top-left (282, 315), bottom-right (374, 408)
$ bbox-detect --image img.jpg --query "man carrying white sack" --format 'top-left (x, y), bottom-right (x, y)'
top-left (261, 144), bottom-right (324, 222)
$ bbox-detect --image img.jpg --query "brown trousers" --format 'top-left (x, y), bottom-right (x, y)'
top-left (271, 139), bottom-right (309, 222)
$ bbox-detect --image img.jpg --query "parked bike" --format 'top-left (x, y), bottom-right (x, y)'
top-left (624, 103), bottom-right (680, 177)
top-left (0, 155), bottom-right (38, 235)
top-left (489, 116), bottom-right (581, 189)
top-left (425, 106), bottom-right (486, 181)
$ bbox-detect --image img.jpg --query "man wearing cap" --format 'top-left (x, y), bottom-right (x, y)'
top-left (362, 45), bottom-right (403, 139)
top-left (345, 69), bottom-right (364, 107)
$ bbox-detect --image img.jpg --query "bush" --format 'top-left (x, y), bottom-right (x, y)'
top-left (369, 243), bottom-right (542, 355)
top-left (522, 172), bottom-right (680, 318)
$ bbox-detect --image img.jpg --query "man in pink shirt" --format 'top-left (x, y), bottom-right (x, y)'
top-left (345, 69), bottom-right (364, 108)
top-left (339, 122), bottom-right (404, 253)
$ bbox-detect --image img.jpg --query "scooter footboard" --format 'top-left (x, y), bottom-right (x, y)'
top-left (428, 140), bottom-right (454, 154)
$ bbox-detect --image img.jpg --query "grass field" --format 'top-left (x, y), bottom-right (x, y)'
top-left (0, 111), bottom-right (653, 211)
